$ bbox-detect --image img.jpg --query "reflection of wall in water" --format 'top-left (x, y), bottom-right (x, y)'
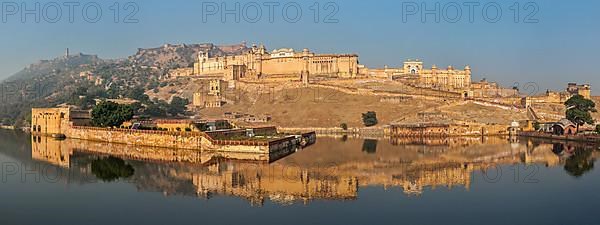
top-left (392, 163), bottom-right (473, 195)
top-left (191, 162), bottom-right (359, 206)
top-left (388, 136), bottom-right (508, 147)
top-left (30, 136), bottom-right (278, 165)
top-left (30, 135), bottom-right (591, 205)
top-left (31, 136), bottom-right (71, 168)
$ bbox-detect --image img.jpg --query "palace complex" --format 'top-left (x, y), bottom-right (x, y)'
top-left (363, 59), bottom-right (472, 90)
top-left (168, 43), bottom-right (472, 91)
top-left (168, 44), bottom-right (359, 82)
top-left (166, 43), bottom-right (595, 113)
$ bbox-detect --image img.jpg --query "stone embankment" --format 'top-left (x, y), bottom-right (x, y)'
top-left (44, 126), bottom-right (317, 162)
top-left (519, 131), bottom-right (600, 143)
top-left (0, 125), bottom-right (15, 130)
top-left (278, 127), bottom-right (384, 136)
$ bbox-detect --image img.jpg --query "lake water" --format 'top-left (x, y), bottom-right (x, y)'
top-left (1, 130), bottom-right (599, 225)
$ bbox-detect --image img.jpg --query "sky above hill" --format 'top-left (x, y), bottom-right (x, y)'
top-left (1, 0), bottom-right (599, 94)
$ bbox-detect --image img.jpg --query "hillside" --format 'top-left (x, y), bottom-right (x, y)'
top-left (147, 78), bottom-right (529, 128)
top-left (1, 42), bottom-right (596, 129)
top-left (0, 42), bottom-right (248, 126)
top-left (5, 53), bottom-right (103, 82)
top-left (129, 43), bottom-right (250, 69)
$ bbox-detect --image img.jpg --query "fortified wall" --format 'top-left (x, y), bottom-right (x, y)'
top-left (384, 123), bottom-right (510, 137)
top-left (66, 126), bottom-right (214, 150)
top-left (31, 108), bottom-right (316, 162)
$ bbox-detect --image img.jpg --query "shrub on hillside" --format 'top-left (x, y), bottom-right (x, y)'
top-left (340, 123), bottom-right (348, 130)
top-left (362, 111), bottom-right (378, 127)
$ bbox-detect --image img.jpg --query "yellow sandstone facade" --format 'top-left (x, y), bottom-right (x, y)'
top-left (521, 83), bottom-right (592, 108)
top-left (365, 59), bottom-right (472, 90)
top-left (188, 44), bottom-right (359, 82)
top-left (166, 43), bottom-right (475, 91)
top-left (31, 107), bottom-right (91, 135)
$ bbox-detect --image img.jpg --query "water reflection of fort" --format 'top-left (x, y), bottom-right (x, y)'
top-left (31, 135), bottom-right (598, 206)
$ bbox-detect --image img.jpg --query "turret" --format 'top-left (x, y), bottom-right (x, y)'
top-left (301, 48), bottom-right (310, 85)
top-left (302, 48), bottom-right (310, 56)
top-left (198, 51), bottom-right (209, 63)
top-left (464, 65), bottom-right (472, 87)
top-left (254, 46), bottom-right (263, 78)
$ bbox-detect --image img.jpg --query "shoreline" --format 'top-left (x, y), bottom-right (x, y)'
top-left (519, 131), bottom-right (600, 143)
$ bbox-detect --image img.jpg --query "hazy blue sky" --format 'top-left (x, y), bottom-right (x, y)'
top-left (1, 0), bottom-right (598, 94)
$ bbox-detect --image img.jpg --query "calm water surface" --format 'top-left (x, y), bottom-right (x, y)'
top-left (1, 130), bottom-right (599, 225)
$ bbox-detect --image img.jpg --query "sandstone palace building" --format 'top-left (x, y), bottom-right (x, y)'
top-left (363, 59), bottom-right (472, 90)
top-left (176, 44), bottom-right (359, 82)
top-left (169, 43), bottom-right (472, 91)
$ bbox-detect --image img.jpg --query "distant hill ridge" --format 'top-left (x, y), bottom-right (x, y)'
top-left (0, 42), bottom-right (250, 126)
top-left (3, 42), bottom-right (250, 82)
top-left (5, 53), bottom-right (102, 82)
top-left (129, 42), bottom-right (251, 69)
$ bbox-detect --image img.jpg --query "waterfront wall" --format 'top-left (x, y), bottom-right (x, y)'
top-left (31, 135), bottom-right (276, 165)
top-left (519, 131), bottom-right (600, 143)
top-left (279, 124), bottom-right (510, 137)
top-left (66, 126), bottom-right (215, 150)
top-left (279, 127), bottom-right (384, 136)
top-left (62, 126), bottom-right (315, 161)
top-left (206, 127), bottom-right (277, 140)
top-left (0, 125), bottom-right (16, 130)
top-left (384, 124), bottom-right (509, 137)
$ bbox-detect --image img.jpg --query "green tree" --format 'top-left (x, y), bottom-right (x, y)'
top-left (168, 96), bottom-right (189, 116)
top-left (126, 86), bottom-right (150, 103)
top-left (144, 103), bottom-right (167, 117)
top-left (362, 111), bottom-right (378, 127)
top-left (533, 122), bottom-right (541, 131)
top-left (596, 125), bottom-right (600, 134)
top-left (68, 86), bottom-right (96, 109)
top-left (565, 95), bottom-right (597, 133)
top-left (91, 101), bottom-right (134, 128)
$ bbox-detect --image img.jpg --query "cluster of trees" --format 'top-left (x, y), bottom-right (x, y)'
top-left (91, 97), bottom-right (190, 129)
top-left (91, 101), bottom-right (134, 128)
top-left (120, 86), bottom-right (190, 118)
top-left (142, 96), bottom-right (189, 117)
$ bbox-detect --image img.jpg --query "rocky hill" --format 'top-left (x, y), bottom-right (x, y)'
top-left (129, 42), bottom-right (250, 69)
top-left (0, 53), bottom-right (108, 125)
top-left (0, 42), bottom-right (249, 126)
